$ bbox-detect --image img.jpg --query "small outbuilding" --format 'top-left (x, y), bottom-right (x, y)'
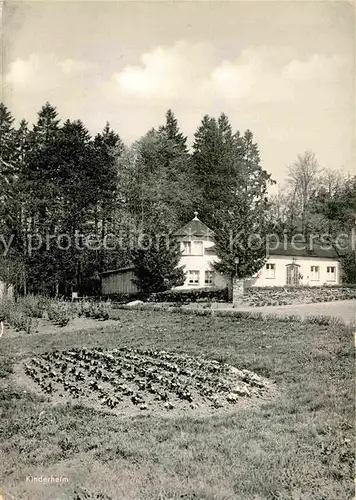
top-left (101, 266), bottom-right (138, 296)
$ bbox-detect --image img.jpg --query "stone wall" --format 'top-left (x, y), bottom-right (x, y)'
top-left (240, 285), bottom-right (356, 307)
top-left (232, 278), bottom-right (245, 306)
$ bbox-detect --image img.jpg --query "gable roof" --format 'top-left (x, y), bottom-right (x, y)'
top-left (174, 215), bottom-right (214, 238)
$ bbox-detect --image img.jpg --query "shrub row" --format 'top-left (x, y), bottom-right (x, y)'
top-left (106, 292), bottom-right (150, 305)
top-left (148, 287), bottom-right (229, 303)
top-left (0, 295), bottom-right (113, 332)
top-left (46, 300), bottom-right (112, 325)
top-left (115, 302), bottom-right (347, 327)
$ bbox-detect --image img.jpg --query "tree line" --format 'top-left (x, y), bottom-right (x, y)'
top-left (0, 102), bottom-right (355, 296)
top-left (269, 150), bottom-right (356, 239)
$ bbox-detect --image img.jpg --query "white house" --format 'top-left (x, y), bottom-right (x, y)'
top-left (173, 212), bottom-right (225, 289)
top-left (101, 213), bottom-right (342, 295)
top-left (174, 212), bottom-right (341, 289)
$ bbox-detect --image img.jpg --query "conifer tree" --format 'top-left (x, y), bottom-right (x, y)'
top-left (131, 233), bottom-right (185, 293)
top-left (0, 104), bottom-right (23, 293)
top-left (191, 114), bottom-right (236, 223)
top-left (213, 129), bottom-right (275, 286)
top-left (160, 109), bottom-right (188, 151)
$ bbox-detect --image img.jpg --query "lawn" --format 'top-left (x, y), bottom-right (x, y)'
top-left (0, 309), bottom-right (354, 500)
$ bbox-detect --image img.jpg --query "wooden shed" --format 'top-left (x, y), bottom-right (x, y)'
top-left (101, 266), bottom-right (139, 296)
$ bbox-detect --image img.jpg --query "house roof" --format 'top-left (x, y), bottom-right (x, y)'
top-left (174, 212), bottom-right (214, 238)
top-left (268, 241), bottom-right (340, 259)
top-left (207, 240), bottom-right (341, 259)
top-left (101, 265), bottom-right (134, 276)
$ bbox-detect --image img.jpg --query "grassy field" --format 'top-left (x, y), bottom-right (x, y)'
top-left (0, 309), bottom-right (354, 500)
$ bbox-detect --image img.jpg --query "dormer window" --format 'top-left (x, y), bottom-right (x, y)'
top-left (181, 240), bottom-right (203, 255)
top-left (193, 241), bottom-right (203, 255)
top-left (182, 241), bottom-right (192, 255)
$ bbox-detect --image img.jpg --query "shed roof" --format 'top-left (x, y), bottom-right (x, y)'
top-left (101, 265), bottom-right (134, 276)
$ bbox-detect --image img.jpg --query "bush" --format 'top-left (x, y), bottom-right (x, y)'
top-left (8, 309), bottom-right (27, 331)
top-left (0, 301), bottom-right (39, 334)
top-left (87, 301), bottom-right (112, 320)
top-left (16, 294), bottom-right (49, 318)
top-left (47, 301), bottom-right (74, 327)
top-left (75, 300), bottom-right (112, 320)
top-left (148, 287), bottom-right (228, 304)
top-left (0, 299), bottom-right (14, 322)
top-left (75, 300), bottom-right (91, 318)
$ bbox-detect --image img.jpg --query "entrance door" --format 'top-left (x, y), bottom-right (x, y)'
top-left (286, 264), bottom-right (300, 286)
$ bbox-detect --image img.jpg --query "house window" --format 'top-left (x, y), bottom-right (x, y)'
top-left (193, 241), bottom-right (203, 255)
top-left (310, 265), bottom-right (320, 281)
top-left (188, 270), bottom-right (200, 285)
top-left (205, 270), bottom-right (214, 285)
top-left (265, 263), bottom-right (276, 279)
top-left (182, 241), bottom-right (203, 255)
top-left (182, 241), bottom-right (192, 255)
top-left (327, 266), bottom-right (336, 281)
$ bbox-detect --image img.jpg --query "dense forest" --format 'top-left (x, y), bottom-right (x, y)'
top-left (0, 102), bottom-right (355, 296)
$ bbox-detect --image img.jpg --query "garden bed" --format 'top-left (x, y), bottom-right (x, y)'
top-left (18, 347), bottom-right (272, 418)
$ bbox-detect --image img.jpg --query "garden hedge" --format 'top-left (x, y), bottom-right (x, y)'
top-left (148, 287), bottom-right (229, 303)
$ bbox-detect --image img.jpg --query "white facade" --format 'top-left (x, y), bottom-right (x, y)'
top-left (175, 216), bottom-right (341, 289)
top-left (177, 248), bottom-right (341, 289)
top-left (175, 238), bottom-right (228, 289)
top-left (245, 255), bottom-right (340, 288)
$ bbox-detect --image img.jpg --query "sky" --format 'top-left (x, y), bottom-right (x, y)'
top-left (2, 1), bottom-right (355, 184)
